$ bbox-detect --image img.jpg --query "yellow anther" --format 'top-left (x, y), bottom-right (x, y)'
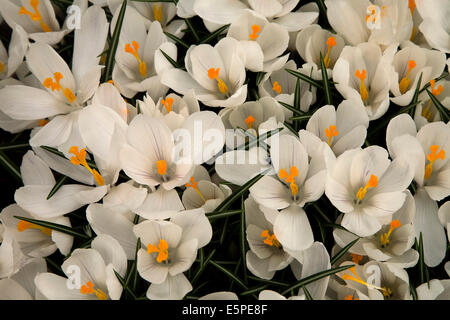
top-left (408, 0), bottom-right (416, 15)
top-left (323, 37), bottom-right (336, 69)
top-left (125, 41), bottom-right (147, 78)
top-left (0, 61), bottom-right (4, 73)
top-left (350, 253), bottom-right (363, 265)
top-left (355, 69), bottom-right (369, 102)
top-left (43, 72), bottom-right (76, 103)
top-left (17, 220), bottom-right (52, 236)
top-left (249, 24), bottom-right (261, 41)
top-left (208, 68), bottom-right (229, 94)
top-left (272, 81), bottom-right (282, 94)
top-left (185, 176), bottom-right (207, 203)
top-left (344, 294), bottom-right (359, 300)
top-left (19, 0), bottom-right (52, 32)
top-left (39, 119), bottom-right (49, 127)
top-left (156, 159), bottom-right (167, 176)
top-left (342, 266), bottom-right (391, 297)
top-left (260, 229), bottom-right (281, 248)
top-left (147, 239), bottom-right (169, 263)
top-left (399, 60), bottom-right (416, 94)
top-left (153, 4), bottom-right (163, 22)
top-left (424, 145), bottom-right (445, 179)
top-left (245, 115), bottom-right (255, 129)
top-left (279, 166), bottom-right (299, 196)
top-left (325, 125), bottom-right (339, 146)
top-left (380, 219), bottom-right (401, 247)
top-left (422, 80), bottom-right (444, 121)
top-left (69, 146), bottom-right (105, 186)
top-left (356, 174), bottom-right (378, 201)
top-left (161, 97), bottom-right (174, 113)
top-left (80, 281), bottom-right (108, 300)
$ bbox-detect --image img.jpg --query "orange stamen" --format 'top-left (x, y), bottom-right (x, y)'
top-left (125, 41), bottom-right (147, 78)
top-left (356, 174), bottom-right (378, 201)
top-left (260, 229), bottom-right (281, 247)
top-left (325, 125), bottom-right (339, 146)
top-left (380, 219), bottom-right (401, 247)
top-left (185, 176), bottom-right (206, 202)
top-left (279, 166), bottom-right (299, 196)
top-left (399, 60), bottom-right (416, 94)
top-left (17, 220), bottom-right (52, 236)
top-left (245, 115), bottom-right (255, 129)
top-left (424, 145), bottom-right (445, 179)
top-left (249, 24), bottom-right (261, 41)
top-left (43, 72), bottom-right (76, 103)
top-left (208, 68), bottom-right (228, 94)
top-left (161, 97), bottom-right (174, 113)
top-left (147, 239), bottom-right (169, 263)
top-left (355, 69), bottom-right (369, 102)
top-left (323, 37), bottom-right (336, 68)
top-left (272, 81), bottom-right (282, 94)
top-left (69, 146), bottom-right (105, 186)
top-left (19, 0), bottom-right (52, 32)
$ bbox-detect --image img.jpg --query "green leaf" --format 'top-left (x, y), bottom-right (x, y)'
top-left (277, 100), bottom-right (306, 116)
top-left (294, 78), bottom-right (301, 110)
top-left (47, 175), bottom-right (68, 200)
top-left (184, 18), bottom-right (200, 42)
top-left (330, 238), bottom-right (360, 265)
top-left (199, 24), bottom-right (230, 44)
top-left (191, 249), bottom-right (216, 286)
top-left (240, 284), bottom-right (269, 296)
top-left (206, 209), bottom-right (242, 220)
top-left (303, 286), bottom-right (313, 300)
top-left (409, 72), bottom-right (423, 117)
top-left (247, 276), bottom-right (289, 287)
top-left (255, 72), bottom-right (266, 86)
top-left (320, 52), bottom-right (332, 105)
top-left (209, 260), bottom-right (248, 290)
top-left (14, 215), bottom-right (90, 239)
top-left (410, 284), bottom-right (418, 300)
top-left (419, 72), bottom-right (448, 93)
top-left (114, 270), bottom-right (136, 299)
top-left (0, 151), bottom-right (21, 182)
top-left (285, 68), bottom-right (323, 90)
top-left (283, 121), bottom-right (299, 137)
top-left (290, 114), bottom-right (312, 121)
top-left (125, 238), bottom-right (141, 294)
top-left (281, 264), bottom-right (354, 295)
top-left (426, 89), bottom-right (450, 122)
top-left (240, 195), bottom-right (248, 283)
top-left (418, 232), bottom-right (427, 285)
top-left (102, 0), bottom-right (127, 82)
top-left (0, 143), bottom-right (29, 151)
top-left (164, 31), bottom-right (190, 49)
top-left (160, 49), bottom-right (181, 69)
top-left (213, 170), bottom-right (269, 213)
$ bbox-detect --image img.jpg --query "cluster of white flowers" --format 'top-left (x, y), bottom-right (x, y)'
top-left (0, 0), bottom-right (448, 301)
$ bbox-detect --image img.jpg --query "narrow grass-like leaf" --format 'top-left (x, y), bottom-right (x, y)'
top-left (164, 31), bottom-right (190, 49)
top-left (184, 18), bottom-right (200, 42)
top-left (418, 232), bottom-right (426, 285)
top-left (330, 238), bottom-right (360, 265)
top-left (47, 175), bottom-right (68, 200)
top-left (409, 72), bottom-right (423, 117)
top-left (114, 270), bottom-right (136, 299)
top-left (320, 52), bottom-right (332, 105)
top-left (160, 49), bottom-right (181, 68)
top-left (426, 89), bottom-right (450, 122)
top-left (0, 151), bottom-right (21, 181)
top-left (277, 101), bottom-right (306, 116)
top-left (103, 0), bottom-right (127, 82)
top-left (0, 143), bottom-right (30, 151)
top-left (206, 209), bottom-right (242, 220)
top-left (281, 264), bottom-right (354, 295)
top-left (419, 72), bottom-right (448, 93)
top-left (240, 284), bottom-right (269, 296)
top-left (240, 195), bottom-right (248, 283)
top-left (255, 72), bottom-right (266, 86)
top-left (286, 69), bottom-right (323, 89)
top-left (294, 78), bottom-right (301, 110)
top-left (199, 24), bottom-right (230, 44)
top-left (283, 121), bottom-right (299, 137)
top-left (209, 260), bottom-right (248, 290)
top-left (247, 276), bottom-right (289, 287)
top-left (303, 286), bottom-right (313, 300)
top-left (14, 216), bottom-right (90, 239)
top-left (191, 249), bottom-right (216, 285)
top-left (290, 114), bottom-right (312, 121)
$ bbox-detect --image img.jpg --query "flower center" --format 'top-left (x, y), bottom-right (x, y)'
top-left (350, 253), bottom-right (363, 265)
top-left (422, 79), bottom-right (444, 121)
top-left (185, 176), bottom-right (206, 203)
top-left (125, 41), bottom-right (147, 78)
top-left (17, 220), bottom-right (52, 236)
top-left (399, 60), bottom-right (416, 94)
top-left (153, 4), bottom-right (163, 22)
top-left (279, 166), bottom-right (299, 196)
top-left (380, 219), bottom-right (401, 247)
top-left (245, 115), bottom-right (255, 129)
top-left (80, 281), bottom-right (108, 300)
top-left (342, 267), bottom-right (392, 298)
top-left (355, 69), bottom-right (369, 102)
top-left (323, 37), bottom-right (336, 69)
top-left (356, 174), bottom-right (378, 201)
top-left (19, 0), bottom-right (52, 32)
top-left (325, 125), bottom-right (339, 146)
top-left (424, 145), bottom-right (445, 179)
top-left (161, 97), bottom-right (174, 113)
top-left (272, 81), bottom-right (282, 94)
top-left (156, 160), bottom-right (167, 176)
top-left (69, 146), bottom-right (105, 186)
top-left (43, 72), bottom-right (76, 103)
top-left (344, 294), bottom-right (359, 300)
top-left (249, 24), bottom-right (261, 41)
top-left (260, 229), bottom-right (281, 248)
top-left (147, 239), bottom-right (169, 263)
top-left (208, 68), bottom-right (229, 95)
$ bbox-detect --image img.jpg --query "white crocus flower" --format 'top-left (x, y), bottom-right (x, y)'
top-left (325, 146), bottom-right (413, 237)
top-left (14, 151), bottom-right (107, 219)
top-left (258, 290), bottom-right (305, 300)
top-left (296, 24), bottom-right (345, 71)
top-left (35, 234), bottom-right (127, 300)
top-left (245, 196), bottom-right (293, 280)
top-left (137, 90), bottom-right (200, 131)
top-left (413, 79), bottom-right (450, 129)
top-left (182, 179), bottom-right (231, 213)
top-left (438, 201), bottom-right (450, 241)
top-left (415, 0), bottom-right (450, 53)
top-left (388, 43), bottom-right (446, 106)
top-left (0, 258), bottom-right (46, 300)
top-left (0, 5), bottom-right (109, 158)
top-left (338, 261), bottom-right (411, 300)
top-left (0, 24), bottom-right (28, 84)
top-left (290, 242), bottom-right (331, 300)
top-left (199, 292), bottom-right (239, 300)
top-left (334, 191), bottom-right (419, 268)
top-left (111, 6), bottom-right (176, 99)
top-left (325, 0), bottom-right (413, 48)
top-left (134, 208), bottom-right (212, 300)
top-left (299, 100), bottom-right (369, 157)
top-left (161, 37), bottom-right (247, 108)
top-left (417, 279), bottom-right (450, 300)
top-left (333, 42), bottom-right (395, 120)
top-left (0, 0), bottom-right (71, 45)
top-left (227, 9), bottom-right (289, 73)
top-left (0, 204), bottom-right (73, 257)
top-left (0, 231), bottom-right (29, 278)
